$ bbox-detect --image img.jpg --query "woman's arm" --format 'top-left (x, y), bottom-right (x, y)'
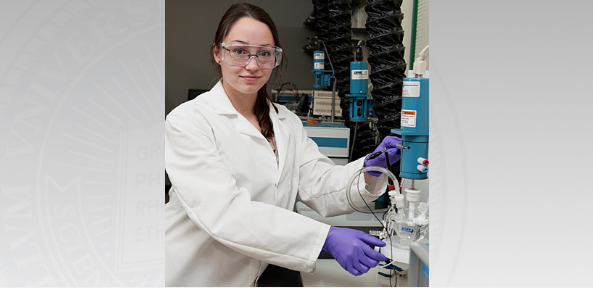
top-left (166, 110), bottom-right (328, 273)
top-left (294, 120), bottom-right (388, 217)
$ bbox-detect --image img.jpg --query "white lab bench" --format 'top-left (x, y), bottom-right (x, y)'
top-left (301, 258), bottom-right (409, 287)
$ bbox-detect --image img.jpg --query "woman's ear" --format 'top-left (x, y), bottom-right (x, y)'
top-left (213, 43), bottom-right (221, 64)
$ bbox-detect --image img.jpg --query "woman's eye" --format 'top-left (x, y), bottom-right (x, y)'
top-left (259, 51), bottom-right (272, 57)
top-left (232, 48), bottom-right (246, 55)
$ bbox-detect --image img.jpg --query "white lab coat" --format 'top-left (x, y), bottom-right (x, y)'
top-left (165, 81), bottom-right (387, 286)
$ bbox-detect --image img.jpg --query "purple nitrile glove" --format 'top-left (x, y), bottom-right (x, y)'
top-left (322, 227), bottom-right (388, 276)
top-left (363, 136), bottom-right (402, 177)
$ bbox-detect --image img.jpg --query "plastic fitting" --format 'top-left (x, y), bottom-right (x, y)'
top-left (417, 157), bottom-right (429, 165)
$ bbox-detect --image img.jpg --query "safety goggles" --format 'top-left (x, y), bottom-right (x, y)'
top-left (220, 42), bottom-right (283, 69)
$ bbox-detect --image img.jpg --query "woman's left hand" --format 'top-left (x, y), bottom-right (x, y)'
top-left (363, 136), bottom-right (402, 176)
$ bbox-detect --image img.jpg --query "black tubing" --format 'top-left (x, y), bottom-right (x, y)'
top-left (365, 0), bottom-right (407, 139)
top-left (327, 0), bottom-right (353, 125)
top-left (365, 0), bottom-right (406, 177)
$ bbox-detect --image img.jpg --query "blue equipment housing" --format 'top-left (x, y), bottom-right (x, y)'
top-left (346, 61), bottom-right (374, 122)
top-left (312, 70), bottom-right (333, 88)
top-left (311, 50), bottom-right (333, 88)
top-left (392, 78), bottom-right (429, 179)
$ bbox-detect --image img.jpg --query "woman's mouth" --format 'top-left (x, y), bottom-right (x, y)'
top-left (240, 76), bottom-right (261, 82)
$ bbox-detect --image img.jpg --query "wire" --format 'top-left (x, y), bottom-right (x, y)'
top-left (346, 151), bottom-right (399, 214)
top-left (352, 151), bottom-right (405, 286)
top-left (278, 82), bottom-right (299, 101)
top-left (355, 151), bottom-right (396, 286)
top-left (385, 147), bottom-right (392, 186)
top-left (317, 39), bottom-right (335, 73)
top-left (348, 122), bottom-right (358, 162)
top-left (390, 268), bottom-right (393, 287)
top-left (418, 44), bottom-right (429, 60)
top-left (356, 172), bottom-right (384, 226)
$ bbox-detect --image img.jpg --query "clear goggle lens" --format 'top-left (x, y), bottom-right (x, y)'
top-left (220, 42), bottom-right (282, 69)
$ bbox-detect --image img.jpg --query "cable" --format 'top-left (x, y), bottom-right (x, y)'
top-left (351, 151), bottom-right (397, 285)
top-left (348, 150), bottom-right (402, 286)
top-left (413, 44), bottom-right (429, 77)
top-left (355, 172), bottom-right (394, 288)
top-left (278, 82), bottom-right (299, 100)
top-left (385, 147), bottom-right (392, 186)
top-left (356, 173), bottom-right (384, 225)
top-left (348, 122), bottom-right (358, 162)
top-left (346, 165), bottom-right (398, 213)
top-left (390, 268), bottom-right (393, 287)
top-left (317, 39), bottom-right (335, 74)
top-left (418, 44), bottom-right (429, 60)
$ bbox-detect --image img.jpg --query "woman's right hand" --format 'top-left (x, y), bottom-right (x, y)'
top-left (322, 226), bottom-right (388, 276)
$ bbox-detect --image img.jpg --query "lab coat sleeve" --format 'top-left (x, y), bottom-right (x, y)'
top-left (165, 113), bottom-right (328, 273)
top-left (296, 121), bottom-right (388, 217)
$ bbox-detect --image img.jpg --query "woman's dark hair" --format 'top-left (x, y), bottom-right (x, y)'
top-left (210, 2), bottom-right (285, 140)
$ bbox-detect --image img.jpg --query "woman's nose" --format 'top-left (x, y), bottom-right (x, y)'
top-left (245, 56), bottom-right (260, 71)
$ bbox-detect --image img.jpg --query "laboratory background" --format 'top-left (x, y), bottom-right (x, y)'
top-left (166, 0), bottom-right (429, 286)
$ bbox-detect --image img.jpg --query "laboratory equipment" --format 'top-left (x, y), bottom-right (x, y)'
top-left (391, 45), bottom-right (430, 179)
top-left (375, 45), bottom-right (430, 286)
top-left (310, 41), bottom-right (339, 122)
top-left (346, 42), bottom-right (374, 122)
top-left (311, 50), bottom-right (333, 88)
top-left (302, 121), bottom-right (350, 165)
top-left (391, 76), bottom-right (429, 179)
top-left (389, 45), bottom-right (430, 245)
top-left (311, 90), bottom-right (342, 118)
top-left (271, 89), bottom-right (313, 106)
top-left (386, 188), bottom-right (429, 250)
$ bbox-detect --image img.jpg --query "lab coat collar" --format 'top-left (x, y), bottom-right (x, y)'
top-left (210, 80), bottom-right (289, 121)
top-left (211, 80), bottom-right (290, 163)
top-left (211, 81), bottom-right (238, 116)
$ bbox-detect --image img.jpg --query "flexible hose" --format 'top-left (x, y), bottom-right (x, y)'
top-left (327, 0), bottom-right (353, 124)
top-left (346, 166), bottom-right (399, 213)
top-left (365, 0), bottom-right (407, 139)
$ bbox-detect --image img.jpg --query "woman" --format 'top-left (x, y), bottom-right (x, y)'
top-left (165, 3), bottom-right (402, 286)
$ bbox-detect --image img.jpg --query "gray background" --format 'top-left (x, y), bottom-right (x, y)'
top-left (166, 0), bottom-right (317, 115)
top-left (431, 0), bottom-right (593, 286)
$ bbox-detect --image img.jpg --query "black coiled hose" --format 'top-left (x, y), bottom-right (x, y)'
top-left (326, 0), bottom-right (354, 125)
top-left (365, 0), bottom-right (407, 139)
top-left (313, 0), bottom-right (330, 45)
top-left (365, 0), bottom-right (406, 178)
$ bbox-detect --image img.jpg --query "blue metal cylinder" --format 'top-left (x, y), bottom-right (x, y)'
top-left (392, 78), bottom-right (429, 179)
top-left (401, 78), bottom-right (429, 135)
top-left (313, 51), bottom-right (324, 71)
top-left (400, 136), bottom-right (428, 179)
top-left (350, 61), bottom-right (369, 94)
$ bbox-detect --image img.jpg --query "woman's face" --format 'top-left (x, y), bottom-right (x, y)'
top-left (214, 17), bottom-right (276, 98)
